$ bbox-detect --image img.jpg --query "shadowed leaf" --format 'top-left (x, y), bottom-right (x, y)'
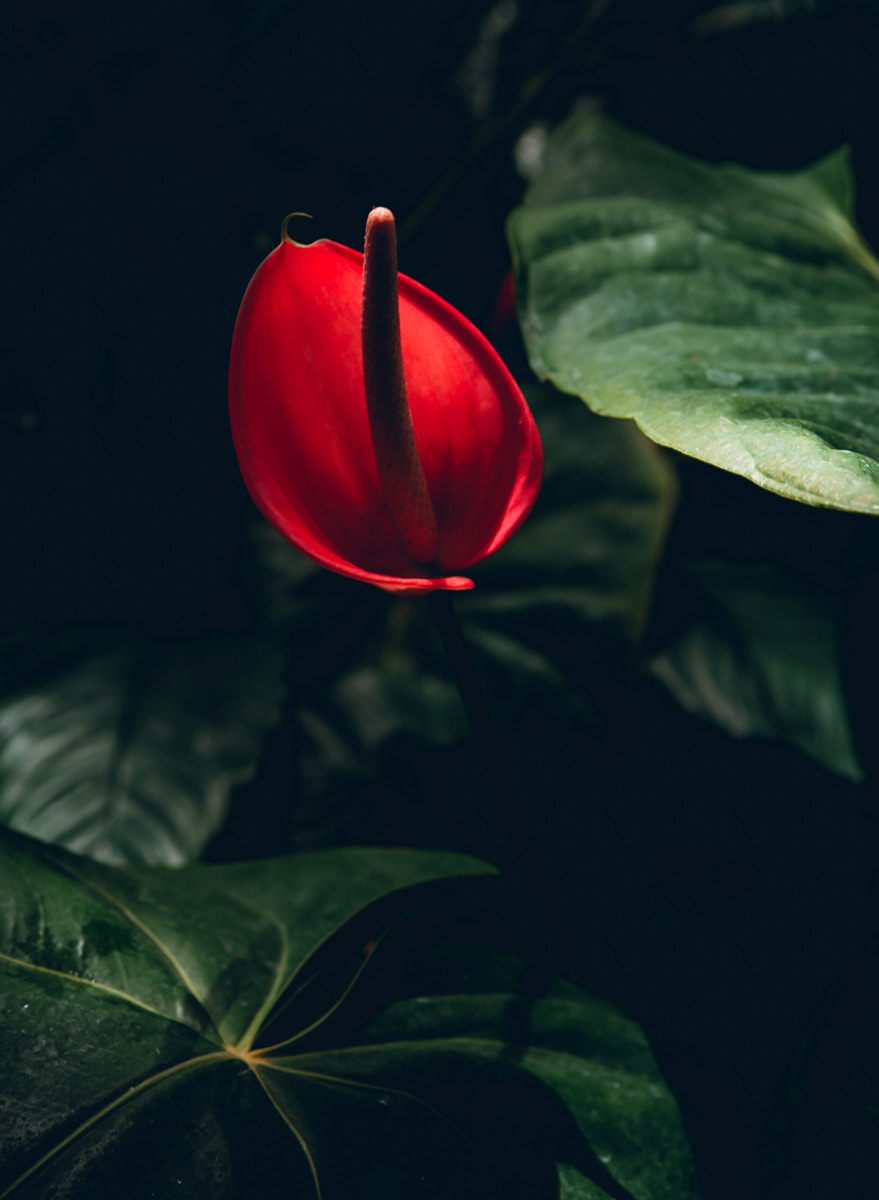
top-left (0, 631), bottom-right (285, 865)
top-left (650, 561), bottom-right (862, 780)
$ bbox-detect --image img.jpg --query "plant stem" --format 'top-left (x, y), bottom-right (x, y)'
top-left (428, 591), bottom-right (501, 775)
top-left (428, 590), bottom-right (577, 970)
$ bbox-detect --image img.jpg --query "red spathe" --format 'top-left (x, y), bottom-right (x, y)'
top-left (229, 234), bottom-right (543, 593)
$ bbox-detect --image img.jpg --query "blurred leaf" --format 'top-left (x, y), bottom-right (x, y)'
top-left (509, 110), bottom-right (879, 513)
top-left (467, 383), bottom-right (678, 646)
top-left (301, 660), bottom-right (467, 759)
top-left (244, 522), bottom-right (388, 684)
top-left (688, 0), bottom-right (821, 39)
top-left (457, 381), bottom-right (677, 737)
top-left (0, 631), bottom-right (285, 865)
top-left (0, 829), bottom-right (699, 1200)
top-left (289, 656), bottom-right (469, 845)
top-left (650, 561), bottom-right (863, 780)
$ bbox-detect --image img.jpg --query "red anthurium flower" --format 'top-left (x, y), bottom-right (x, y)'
top-left (228, 207), bottom-right (543, 594)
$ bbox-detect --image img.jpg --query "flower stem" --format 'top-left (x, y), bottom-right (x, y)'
top-left (428, 591), bottom-right (576, 967)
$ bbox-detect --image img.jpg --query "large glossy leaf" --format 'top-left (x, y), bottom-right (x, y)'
top-left (509, 110), bottom-right (879, 513)
top-left (0, 830), bottom-right (699, 1199)
top-left (0, 631), bottom-right (285, 865)
top-left (650, 561), bottom-right (863, 781)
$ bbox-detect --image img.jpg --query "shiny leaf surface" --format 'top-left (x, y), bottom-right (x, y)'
top-left (0, 833), bottom-right (493, 1197)
top-left (0, 832), bottom-right (699, 1199)
top-left (509, 111), bottom-right (879, 512)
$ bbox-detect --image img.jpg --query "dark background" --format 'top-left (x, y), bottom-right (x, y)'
top-left (2, 2), bottom-right (879, 1197)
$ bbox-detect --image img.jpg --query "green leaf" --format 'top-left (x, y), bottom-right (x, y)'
top-left (509, 110), bottom-right (879, 513)
top-left (331, 988), bottom-right (700, 1200)
top-left (0, 830), bottom-right (699, 1199)
top-left (650, 561), bottom-right (863, 780)
top-left (0, 631), bottom-right (285, 865)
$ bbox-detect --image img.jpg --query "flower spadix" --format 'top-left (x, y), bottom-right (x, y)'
top-left (228, 207), bottom-right (543, 593)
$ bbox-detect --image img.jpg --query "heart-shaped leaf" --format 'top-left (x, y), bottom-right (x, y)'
top-left (0, 830), bottom-right (699, 1199)
top-left (509, 110), bottom-right (879, 513)
top-left (0, 631), bottom-right (285, 865)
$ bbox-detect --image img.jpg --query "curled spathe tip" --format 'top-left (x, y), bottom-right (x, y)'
top-left (280, 212), bottom-right (314, 245)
